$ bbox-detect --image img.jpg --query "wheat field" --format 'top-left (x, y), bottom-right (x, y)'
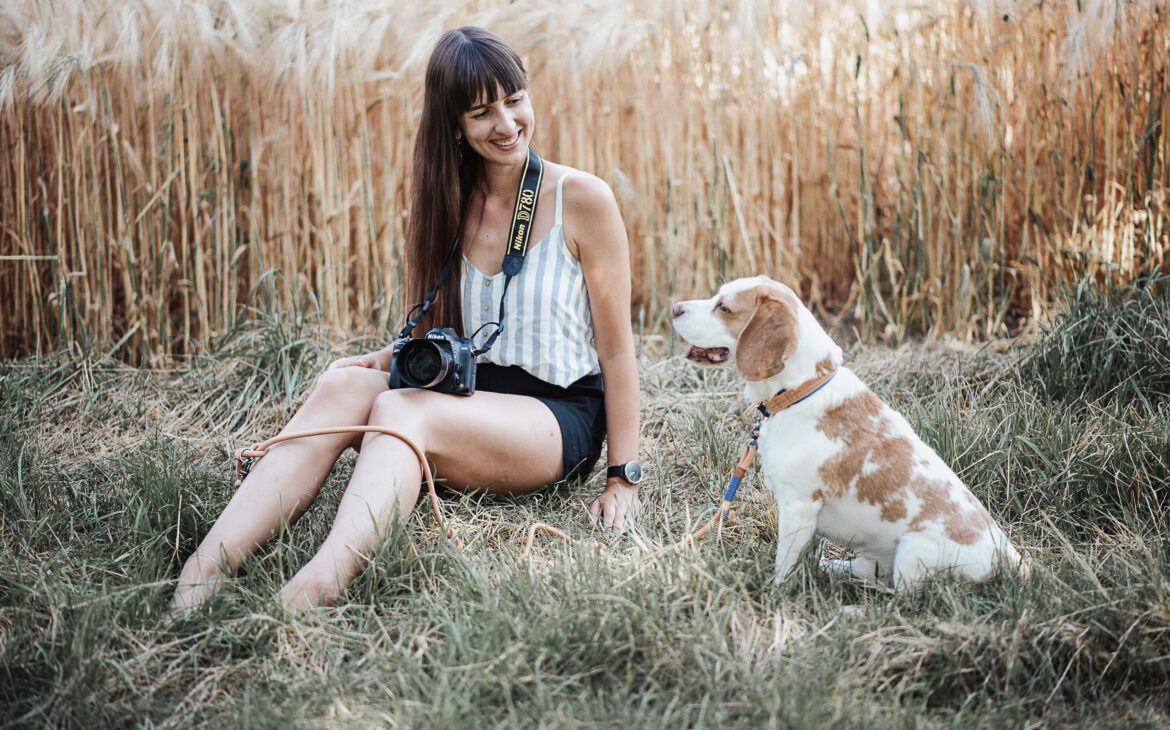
top-left (1, 0), bottom-right (1167, 363)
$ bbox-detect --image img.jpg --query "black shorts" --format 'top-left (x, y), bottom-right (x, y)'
top-left (475, 364), bottom-right (606, 483)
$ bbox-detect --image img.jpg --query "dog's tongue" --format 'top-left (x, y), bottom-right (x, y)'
top-left (684, 345), bottom-right (730, 363)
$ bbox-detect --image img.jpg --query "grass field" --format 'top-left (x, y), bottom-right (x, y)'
top-left (2, 277), bottom-right (1168, 728)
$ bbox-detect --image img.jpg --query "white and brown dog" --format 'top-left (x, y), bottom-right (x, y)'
top-left (672, 276), bottom-right (1026, 589)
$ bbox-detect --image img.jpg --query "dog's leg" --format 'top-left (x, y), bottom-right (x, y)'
top-left (892, 531), bottom-right (964, 590)
top-left (773, 500), bottom-right (820, 583)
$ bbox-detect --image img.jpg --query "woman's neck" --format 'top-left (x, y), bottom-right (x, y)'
top-left (477, 155), bottom-right (526, 200)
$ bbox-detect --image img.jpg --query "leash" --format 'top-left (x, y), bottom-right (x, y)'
top-left (684, 417), bottom-right (760, 543)
top-left (235, 427), bottom-right (455, 541)
top-left (234, 425), bottom-right (735, 556)
top-left (682, 368), bottom-right (838, 545)
top-left (231, 371), bottom-right (838, 556)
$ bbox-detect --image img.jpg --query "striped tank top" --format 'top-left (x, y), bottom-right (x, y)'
top-left (461, 171), bottom-right (600, 388)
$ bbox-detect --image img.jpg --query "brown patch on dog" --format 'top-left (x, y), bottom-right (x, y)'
top-left (816, 391), bottom-right (910, 522)
top-left (907, 477), bottom-right (992, 545)
top-left (734, 289), bottom-right (799, 381)
top-left (816, 390), bottom-right (991, 542)
top-left (713, 286), bottom-right (765, 339)
top-left (815, 356), bottom-right (835, 378)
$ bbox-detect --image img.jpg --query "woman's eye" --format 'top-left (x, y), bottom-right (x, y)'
top-left (715, 303), bottom-right (731, 314)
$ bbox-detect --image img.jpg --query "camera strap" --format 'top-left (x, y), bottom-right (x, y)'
top-left (397, 148), bottom-right (543, 353)
top-left (474, 147), bottom-right (544, 355)
top-left (397, 236), bottom-right (461, 340)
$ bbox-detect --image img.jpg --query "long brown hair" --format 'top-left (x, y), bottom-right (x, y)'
top-left (404, 26), bottom-right (529, 336)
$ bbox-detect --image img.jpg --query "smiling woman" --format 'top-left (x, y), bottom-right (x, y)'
top-left (170, 26), bottom-right (643, 612)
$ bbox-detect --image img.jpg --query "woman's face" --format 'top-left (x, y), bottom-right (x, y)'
top-left (457, 84), bottom-right (534, 167)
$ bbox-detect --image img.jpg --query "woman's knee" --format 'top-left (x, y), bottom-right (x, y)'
top-left (308, 366), bottom-right (386, 411)
top-left (366, 388), bottom-right (441, 448)
top-left (369, 388), bottom-right (427, 427)
top-left (314, 366), bottom-right (375, 398)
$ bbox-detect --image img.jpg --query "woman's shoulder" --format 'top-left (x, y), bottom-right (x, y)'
top-left (540, 161), bottom-right (626, 262)
top-left (543, 162), bottom-right (618, 215)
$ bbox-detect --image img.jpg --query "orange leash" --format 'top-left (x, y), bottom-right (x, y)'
top-left (234, 425), bottom-right (759, 554)
top-left (521, 523), bottom-right (571, 557)
top-left (234, 426), bottom-right (454, 540)
top-left (684, 441), bottom-right (757, 544)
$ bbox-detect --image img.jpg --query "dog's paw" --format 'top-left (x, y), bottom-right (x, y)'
top-left (771, 564), bottom-right (800, 586)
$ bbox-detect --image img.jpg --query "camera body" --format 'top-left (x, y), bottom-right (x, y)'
top-left (388, 327), bottom-right (477, 395)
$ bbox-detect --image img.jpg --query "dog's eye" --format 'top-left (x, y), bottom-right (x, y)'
top-left (715, 302), bottom-right (731, 315)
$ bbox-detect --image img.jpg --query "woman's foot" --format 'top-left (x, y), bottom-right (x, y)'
top-left (169, 551), bottom-right (229, 615)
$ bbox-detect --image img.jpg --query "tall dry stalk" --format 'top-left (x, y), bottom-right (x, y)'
top-left (1, 0), bottom-right (1167, 362)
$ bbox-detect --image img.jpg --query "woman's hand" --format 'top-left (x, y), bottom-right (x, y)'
top-left (327, 354), bottom-right (380, 371)
top-left (589, 480), bottom-right (640, 532)
top-left (326, 343), bottom-right (402, 373)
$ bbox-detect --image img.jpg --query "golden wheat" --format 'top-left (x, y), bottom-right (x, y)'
top-left (1, 0), bottom-right (1167, 361)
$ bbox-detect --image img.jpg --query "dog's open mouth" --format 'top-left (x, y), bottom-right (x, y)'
top-left (684, 345), bottom-right (730, 365)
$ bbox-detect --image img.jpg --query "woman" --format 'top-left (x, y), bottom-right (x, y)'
top-left (171, 26), bottom-right (641, 611)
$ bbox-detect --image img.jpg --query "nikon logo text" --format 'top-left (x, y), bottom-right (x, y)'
top-left (511, 223), bottom-right (528, 250)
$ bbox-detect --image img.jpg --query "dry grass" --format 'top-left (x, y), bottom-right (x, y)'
top-left (1, 0), bottom-right (1168, 362)
top-left (2, 322), bottom-right (1168, 727)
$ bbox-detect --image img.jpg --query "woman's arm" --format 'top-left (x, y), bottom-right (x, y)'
top-left (564, 173), bottom-right (641, 531)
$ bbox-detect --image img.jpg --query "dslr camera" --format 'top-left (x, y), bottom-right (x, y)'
top-left (388, 327), bottom-right (477, 395)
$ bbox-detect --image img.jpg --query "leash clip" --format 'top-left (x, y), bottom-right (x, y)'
top-left (236, 456), bottom-right (257, 485)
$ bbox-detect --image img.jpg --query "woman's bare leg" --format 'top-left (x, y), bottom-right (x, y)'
top-left (279, 387), bottom-right (565, 609)
top-left (171, 366), bottom-right (392, 610)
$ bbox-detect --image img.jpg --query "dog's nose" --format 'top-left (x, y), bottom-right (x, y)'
top-left (672, 302), bottom-right (685, 318)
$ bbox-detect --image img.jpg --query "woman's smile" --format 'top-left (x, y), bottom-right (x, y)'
top-left (491, 131), bottom-right (522, 150)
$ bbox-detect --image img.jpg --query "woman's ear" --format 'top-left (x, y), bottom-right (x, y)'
top-left (735, 294), bottom-right (799, 382)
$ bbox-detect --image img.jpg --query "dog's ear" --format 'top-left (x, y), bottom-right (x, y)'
top-left (736, 293), bottom-right (799, 381)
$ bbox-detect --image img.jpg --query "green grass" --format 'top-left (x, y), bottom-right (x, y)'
top-left (1020, 273), bottom-right (1170, 406)
top-left (1, 295), bottom-right (1168, 728)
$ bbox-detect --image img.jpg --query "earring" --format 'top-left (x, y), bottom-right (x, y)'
top-left (455, 136), bottom-right (463, 163)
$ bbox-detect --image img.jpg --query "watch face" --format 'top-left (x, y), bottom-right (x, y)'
top-left (624, 462), bottom-right (643, 484)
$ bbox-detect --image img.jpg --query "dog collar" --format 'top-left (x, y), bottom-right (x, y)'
top-left (756, 369), bottom-right (838, 419)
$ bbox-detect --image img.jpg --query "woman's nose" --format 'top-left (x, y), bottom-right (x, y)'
top-left (496, 108), bottom-right (518, 132)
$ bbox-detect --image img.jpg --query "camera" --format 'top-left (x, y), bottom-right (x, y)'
top-left (388, 327), bottom-right (477, 395)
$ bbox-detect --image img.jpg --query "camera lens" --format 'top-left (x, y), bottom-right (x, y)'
top-left (398, 339), bottom-right (451, 388)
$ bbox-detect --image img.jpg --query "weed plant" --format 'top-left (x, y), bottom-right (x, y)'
top-left (1019, 272), bottom-right (1170, 406)
top-left (2, 306), bottom-right (1169, 727)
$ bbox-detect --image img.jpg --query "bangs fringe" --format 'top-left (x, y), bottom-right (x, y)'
top-left (449, 39), bottom-right (527, 112)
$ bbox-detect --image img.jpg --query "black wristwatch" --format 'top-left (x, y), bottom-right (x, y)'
top-left (606, 461), bottom-right (643, 485)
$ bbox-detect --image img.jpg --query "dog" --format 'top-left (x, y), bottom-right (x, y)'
top-left (671, 276), bottom-right (1026, 589)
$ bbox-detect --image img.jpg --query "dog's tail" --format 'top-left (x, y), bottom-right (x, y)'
top-left (991, 532), bottom-right (1031, 580)
top-left (1017, 553), bottom-right (1033, 580)
top-left (1002, 541), bottom-right (1032, 580)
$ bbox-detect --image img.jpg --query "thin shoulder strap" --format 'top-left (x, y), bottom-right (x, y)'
top-left (555, 171), bottom-right (578, 227)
